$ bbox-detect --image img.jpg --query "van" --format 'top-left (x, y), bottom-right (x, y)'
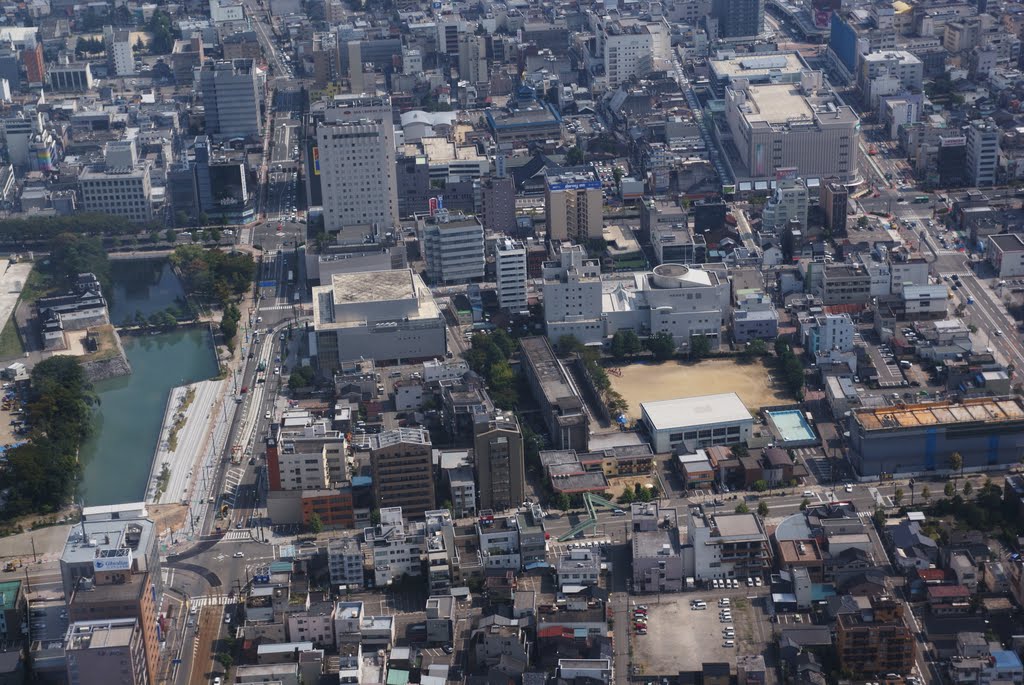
top-left (692, 602), bottom-right (707, 610)
top-left (802, 490), bottom-right (813, 498)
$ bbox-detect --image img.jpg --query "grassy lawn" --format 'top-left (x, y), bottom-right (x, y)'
top-left (19, 266), bottom-right (55, 303)
top-left (0, 316), bottom-right (23, 358)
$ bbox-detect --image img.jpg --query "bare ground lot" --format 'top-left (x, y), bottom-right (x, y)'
top-left (610, 358), bottom-right (791, 420)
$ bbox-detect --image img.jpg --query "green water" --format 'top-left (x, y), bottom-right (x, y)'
top-left (78, 261), bottom-right (219, 506)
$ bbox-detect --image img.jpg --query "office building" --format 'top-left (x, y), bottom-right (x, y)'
top-left (198, 58), bottom-right (263, 140)
top-left (369, 428), bottom-right (435, 518)
top-left (171, 37), bottom-right (204, 84)
top-left (687, 509), bottom-right (771, 581)
top-left (858, 51), bottom-right (923, 94)
top-left (312, 269), bottom-right (447, 371)
top-left (545, 166), bottom-right (603, 243)
top-left (708, 52), bottom-right (806, 94)
top-left (966, 118), bottom-right (999, 187)
top-left (48, 62), bottom-right (94, 91)
top-left (541, 243), bottom-right (603, 344)
top-left (724, 71), bottom-right (860, 182)
top-left (848, 397), bottom-right (1024, 476)
top-left (78, 140), bottom-right (154, 223)
top-left (641, 393), bottom-right (753, 453)
top-left (988, 234), bottom-right (1024, 278)
top-left (495, 238), bottom-right (528, 312)
top-left (65, 618), bottom-right (149, 685)
top-left (936, 135), bottom-right (968, 187)
top-left (713, 0), bottom-right (765, 38)
top-left (418, 212), bottom-right (485, 284)
top-left (316, 95), bottom-right (399, 238)
top-left (190, 135), bottom-right (253, 225)
top-left (802, 313), bottom-right (855, 354)
top-left (761, 177), bottom-right (809, 231)
top-left (820, 181), bottom-right (848, 235)
top-left (22, 41), bottom-right (44, 85)
top-left (836, 596), bottom-right (916, 676)
top-left (457, 33), bottom-right (487, 84)
top-left (473, 411), bottom-right (525, 512)
top-left (481, 174), bottom-right (516, 235)
top-left (520, 337), bottom-right (590, 451)
top-left (327, 537), bottom-right (364, 589)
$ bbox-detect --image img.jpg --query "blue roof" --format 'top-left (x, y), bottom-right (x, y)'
top-left (993, 651), bottom-right (1022, 669)
top-left (352, 476), bottom-right (372, 487)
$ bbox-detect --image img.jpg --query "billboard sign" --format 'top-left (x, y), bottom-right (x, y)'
top-left (93, 551), bottom-right (132, 572)
top-left (312, 147), bottom-right (320, 175)
top-left (546, 180), bottom-right (601, 191)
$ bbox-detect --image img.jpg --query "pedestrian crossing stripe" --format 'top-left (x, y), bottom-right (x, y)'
top-left (222, 530), bottom-right (251, 541)
top-left (190, 595), bottom-right (231, 609)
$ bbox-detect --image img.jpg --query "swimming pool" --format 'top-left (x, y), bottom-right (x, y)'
top-left (765, 409), bottom-right (818, 446)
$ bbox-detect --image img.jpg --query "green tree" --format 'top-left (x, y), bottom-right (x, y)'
top-left (872, 507), bottom-right (886, 528)
top-left (47, 233), bottom-right (112, 295)
top-left (555, 493), bottom-right (572, 511)
top-left (556, 334), bottom-right (583, 356)
top-left (893, 487), bottom-right (904, 506)
top-left (646, 331), bottom-right (676, 361)
top-left (618, 488), bottom-right (635, 505)
top-left (216, 653), bottom-right (233, 669)
top-left (752, 480), bottom-right (768, 492)
top-left (963, 480), bottom-right (973, 497)
top-left (308, 512), bottom-right (324, 533)
top-left (920, 486), bottom-right (930, 503)
top-left (566, 146), bottom-right (585, 165)
top-left (800, 498), bottom-right (810, 511)
top-left (165, 229), bottom-right (176, 242)
top-left (757, 501), bottom-right (770, 517)
top-left (370, 509), bottom-right (381, 525)
top-left (735, 502), bottom-right (750, 514)
top-left (949, 452), bottom-right (963, 482)
top-left (610, 330), bottom-right (630, 359)
top-left (944, 481), bottom-right (955, 498)
top-left (146, 10), bottom-right (176, 54)
top-left (689, 334), bottom-right (712, 360)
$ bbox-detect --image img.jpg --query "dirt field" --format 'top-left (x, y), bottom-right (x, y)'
top-left (610, 358), bottom-right (790, 419)
top-left (606, 475), bottom-right (656, 498)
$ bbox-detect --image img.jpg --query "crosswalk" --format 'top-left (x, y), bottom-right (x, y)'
top-left (223, 467), bottom-right (244, 506)
top-left (791, 447), bottom-right (821, 460)
top-left (222, 530), bottom-right (252, 541)
top-left (190, 595), bottom-right (232, 610)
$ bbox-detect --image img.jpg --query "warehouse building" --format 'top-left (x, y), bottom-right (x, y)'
top-left (640, 393), bottom-right (753, 453)
top-left (847, 397), bottom-right (1024, 476)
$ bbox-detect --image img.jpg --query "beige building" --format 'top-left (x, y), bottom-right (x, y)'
top-left (65, 618), bottom-right (149, 685)
top-left (544, 166), bottom-right (604, 242)
top-left (724, 71), bottom-right (860, 182)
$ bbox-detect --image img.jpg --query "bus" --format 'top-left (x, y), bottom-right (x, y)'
top-left (912, 195), bottom-right (929, 204)
top-left (287, 270), bottom-right (294, 283)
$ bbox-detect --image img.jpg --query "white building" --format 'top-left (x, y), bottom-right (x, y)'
top-left (333, 601), bottom-right (363, 647)
top-left (687, 509), bottom-right (771, 582)
top-left (418, 212), bottom-right (485, 284)
top-left (274, 444), bottom-right (330, 491)
top-left (640, 393), bottom-right (753, 453)
top-left (545, 166), bottom-right (604, 243)
top-left (317, 95), bottom-right (399, 239)
top-left (287, 603), bottom-right (335, 646)
top-left (988, 233), bottom-right (1024, 278)
top-left (104, 27), bottom-right (134, 76)
top-left (597, 17), bottom-right (670, 88)
top-left (477, 516), bottom-right (521, 569)
top-left (363, 507), bottom-right (425, 587)
top-left (495, 238), bottom-right (527, 312)
top-left (602, 264), bottom-right (731, 352)
top-left (761, 177), bottom-right (809, 231)
top-left (723, 71), bottom-right (860, 182)
top-left (327, 537), bottom-right (364, 589)
top-left (542, 244), bottom-right (604, 344)
top-left (801, 313), bottom-right (855, 355)
top-left (859, 50), bottom-right (923, 94)
top-left (312, 269), bottom-right (447, 372)
top-left (967, 118), bottom-right (999, 187)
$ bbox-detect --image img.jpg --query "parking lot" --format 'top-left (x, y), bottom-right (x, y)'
top-left (631, 590), bottom-right (774, 675)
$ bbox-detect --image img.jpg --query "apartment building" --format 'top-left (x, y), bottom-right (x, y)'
top-left (495, 238), bottom-right (528, 313)
top-left (327, 537), bottom-right (364, 589)
top-left (369, 428), bottom-right (435, 518)
top-left (65, 618), bottom-right (149, 685)
top-left (545, 166), bottom-right (603, 243)
top-left (835, 595), bottom-right (916, 676)
top-left (473, 411), bottom-right (525, 512)
top-left (687, 509), bottom-right (771, 581)
top-left (541, 243), bottom-right (604, 345)
top-left (966, 118), bottom-right (999, 187)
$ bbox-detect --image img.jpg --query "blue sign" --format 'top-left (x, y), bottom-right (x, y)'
top-left (547, 181), bottom-right (601, 192)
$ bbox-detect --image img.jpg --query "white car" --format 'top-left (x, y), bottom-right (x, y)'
top-left (265, 411), bottom-right (271, 419)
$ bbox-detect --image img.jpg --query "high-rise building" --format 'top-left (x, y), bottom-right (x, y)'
top-left (836, 596), bottom-right (916, 676)
top-left (104, 26), bottom-right (135, 76)
top-left (481, 175), bottom-right (516, 234)
top-left (78, 140), bottom-right (154, 223)
top-left (473, 411), bottom-right (526, 512)
top-left (316, 95), bottom-right (399, 239)
top-left (495, 238), bottom-right (528, 312)
top-left (820, 181), bottom-right (848, 236)
top-left (457, 33), bottom-right (488, 84)
top-left (65, 618), bottom-right (149, 685)
top-left (594, 16), bottom-right (671, 88)
top-left (198, 59), bottom-right (263, 140)
top-left (369, 428), bottom-right (435, 518)
top-left (544, 166), bottom-right (604, 243)
top-left (966, 118), bottom-right (998, 187)
top-left (311, 32), bottom-right (338, 88)
top-left (936, 135), bottom-right (968, 187)
top-left (418, 212), bottom-right (485, 284)
top-left (713, 0), bottom-right (765, 38)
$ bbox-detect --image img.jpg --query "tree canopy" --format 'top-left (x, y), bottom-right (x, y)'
top-left (170, 245), bottom-right (255, 306)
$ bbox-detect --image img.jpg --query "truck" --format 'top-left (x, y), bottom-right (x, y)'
top-left (257, 361), bottom-right (267, 372)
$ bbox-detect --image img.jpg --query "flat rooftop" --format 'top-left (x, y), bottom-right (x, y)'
top-left (641, 393), bottom-right (752, 431)
top-left (66, 619), bottom-right (138, 651)
top-left (710, 52), bottom-right (805, 80)
top-left (742, 84), bottom-right (814, 124)
top-left (852, 396), bottom-right (1024, 431)
top-left (61, 517), bottom-right (154, 568)
top-left (712, 513), bottom-right (764, 539)
top-left (520, 337), bottom-right (580, 405)
top-left (331, 269), bottom-right (415, 305)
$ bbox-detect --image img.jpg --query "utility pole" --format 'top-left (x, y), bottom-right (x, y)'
top-left (30, 536), bottom-right (37, 563)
